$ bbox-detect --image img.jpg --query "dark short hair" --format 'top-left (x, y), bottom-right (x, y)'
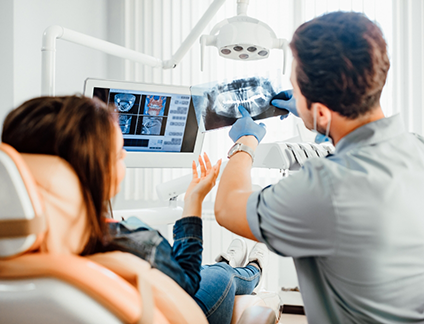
top-left (290, 11), bottom-right (390, 119)
top-left (2, 95), bottom-right (117, 254)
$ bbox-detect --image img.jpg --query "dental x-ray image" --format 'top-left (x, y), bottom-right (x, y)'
top-left (109, 92), bottom-right (142, 135)
top-left (114, 93), bottom-right (136, 112)
top-left (119, 115), bottom-right (132, 134)
top-left (139, 117), bottom-right (163, 135)
top-left (111, 92), bottom-right (142, 115)
top-left (191, 77), bottom-right (288, 131)
top-left (144, 96), bottom-right (166, 116)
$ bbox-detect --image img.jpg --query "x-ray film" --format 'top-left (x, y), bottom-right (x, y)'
top-left (191, 76), bottom-right (288, 131)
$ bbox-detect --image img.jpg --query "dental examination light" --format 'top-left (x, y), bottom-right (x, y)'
top-left (200, 0), bottom-right (289, 72)
top-left (41, 0), bottom-right (287, 96)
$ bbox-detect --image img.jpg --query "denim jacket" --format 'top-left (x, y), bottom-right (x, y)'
top-left (100, 216), bottom-right (203, 297)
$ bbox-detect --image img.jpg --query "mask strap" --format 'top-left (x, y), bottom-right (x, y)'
top-left (313, 105), bottom-right (317, 131)
top-left (325, 112), bottom-right (331, 137)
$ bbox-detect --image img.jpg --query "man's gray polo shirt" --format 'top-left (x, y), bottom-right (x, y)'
top-left (247, 115), bottom-right (424, 323)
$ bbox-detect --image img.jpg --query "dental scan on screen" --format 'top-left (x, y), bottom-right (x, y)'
top-left (84, 79), bottom-right (204, 168)
top-left (191, 76), bottom-right (288, 131)
top-left (91, 86), bottom-right (194, 153)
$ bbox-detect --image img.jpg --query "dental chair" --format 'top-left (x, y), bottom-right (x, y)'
top-left (0, 143), bottom-right (277, 324)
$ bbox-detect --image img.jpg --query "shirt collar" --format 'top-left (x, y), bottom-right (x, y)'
top-left (335, 114), bottom-right (405, 154)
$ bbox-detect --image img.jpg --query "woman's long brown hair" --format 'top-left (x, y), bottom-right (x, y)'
top-left (1, 95), bottom-right (117, 254)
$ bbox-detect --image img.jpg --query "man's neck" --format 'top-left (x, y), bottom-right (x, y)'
top-left (331, 106), bottom-right (385, 146)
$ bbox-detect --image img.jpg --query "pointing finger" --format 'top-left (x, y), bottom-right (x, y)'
top-left (238, 105), bottom-right (250, 118)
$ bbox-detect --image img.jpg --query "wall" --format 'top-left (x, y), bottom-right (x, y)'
top-left (0, 0), bottom-right (15, 134)
top-left (392, 0), bottom-right (424, 135)
top-left (0, 0), bottom-right (112, 134)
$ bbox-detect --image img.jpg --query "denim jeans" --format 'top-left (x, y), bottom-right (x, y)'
top-left (195, 263), bottom-right (260, 324)
top-left (102, 216), bottom-right (260, 324)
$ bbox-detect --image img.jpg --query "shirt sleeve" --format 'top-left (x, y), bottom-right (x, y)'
top-left (246, 159), bottom-right (337, 258)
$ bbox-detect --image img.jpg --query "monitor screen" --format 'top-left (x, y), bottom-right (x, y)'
top-left (84, 79), bottom-right (204, 168)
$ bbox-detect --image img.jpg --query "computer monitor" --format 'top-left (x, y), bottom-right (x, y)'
top-left (84, 78), bottom-right (204, 168)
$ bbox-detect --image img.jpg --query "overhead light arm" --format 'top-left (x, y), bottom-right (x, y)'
top-left (41, 25), bottom-right (163, 96)
top-left (41, 0), bottom-right (227, 96)
top-left (237, 0), bottom-right (250, 15)
top-left (162, 0), bottom-right (226, 69)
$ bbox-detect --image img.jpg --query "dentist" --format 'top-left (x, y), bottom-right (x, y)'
top-left (215, 11), bottom-right (424, 324)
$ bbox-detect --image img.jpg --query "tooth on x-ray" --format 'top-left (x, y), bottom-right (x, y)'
top-left (115, 93), bottom-right (136, 112)
top-left (214, 78), bottom-right (273, 118)
top-left (214, 79), bottom-right (272, 118)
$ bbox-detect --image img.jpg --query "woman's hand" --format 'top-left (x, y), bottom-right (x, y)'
top-left (182, 153), bottom-right (222, 218)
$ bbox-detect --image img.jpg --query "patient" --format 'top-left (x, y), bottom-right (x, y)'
top-left (1, 95), bottom-right (268, 324)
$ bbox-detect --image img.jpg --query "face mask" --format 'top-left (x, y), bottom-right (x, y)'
top-left (312, 105), bottom-right (332, 144)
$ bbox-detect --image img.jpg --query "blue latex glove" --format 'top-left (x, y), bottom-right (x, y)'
top-left (229, 105), bottom-right (266, 143)
top-left (271, 89), bottom-right (299, 119)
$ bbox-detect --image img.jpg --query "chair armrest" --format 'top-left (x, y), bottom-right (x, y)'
top-left (0, 253), bottom-right (143, 323)
top-left (236, 306), bottom-right (276, 324)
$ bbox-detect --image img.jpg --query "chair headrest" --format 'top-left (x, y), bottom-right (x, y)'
top-left (0, 143), bottom-right (46, 258)
top-left (21, 153), bottom-right (90, 255)
top-left (0, 143), bottom-right (90, 258)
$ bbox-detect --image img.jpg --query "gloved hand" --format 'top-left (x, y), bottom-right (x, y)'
top-left (271, 89), bottom-right (298, 119)
top-left (229, 105), bottom-right (266, 143)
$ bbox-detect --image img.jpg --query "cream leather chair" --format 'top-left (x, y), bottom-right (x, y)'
top-left (0, 143), bottom-right (276, 324)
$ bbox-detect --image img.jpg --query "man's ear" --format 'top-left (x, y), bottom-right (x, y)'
top-left (311, 102), bottom-right (331, 125)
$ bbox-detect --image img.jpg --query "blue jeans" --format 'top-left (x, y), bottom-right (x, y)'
top-left (102, 216), bottom-right (260, 324)
top-left (195, 263), bottom-right (260, 324)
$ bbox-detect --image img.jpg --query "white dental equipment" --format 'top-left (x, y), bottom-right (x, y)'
top-left (113, 162), bottom-right (230, 236)
top-left (200, 0), bottom-right (288, 72)
top-left (154, 138), bottom-right (335, 204)
top-left (41, 0), bottom-right (287, 96)
top-left (253, 122), bottom-right (335, 171)
top-left (253, 142), bottom-right (335, 171)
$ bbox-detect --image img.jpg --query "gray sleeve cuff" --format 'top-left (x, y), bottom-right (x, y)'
top-left (246, 190), bottom-right (265, 242)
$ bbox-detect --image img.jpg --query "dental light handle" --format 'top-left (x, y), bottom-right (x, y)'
top-left (273, 38), bottom-right (289, 74)
top-left (200, 35), bottom-right (217, 72)
top-left (200, 36), bottom-right (206, 72)
top-left (282, 39), bottom-right (289, 75)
